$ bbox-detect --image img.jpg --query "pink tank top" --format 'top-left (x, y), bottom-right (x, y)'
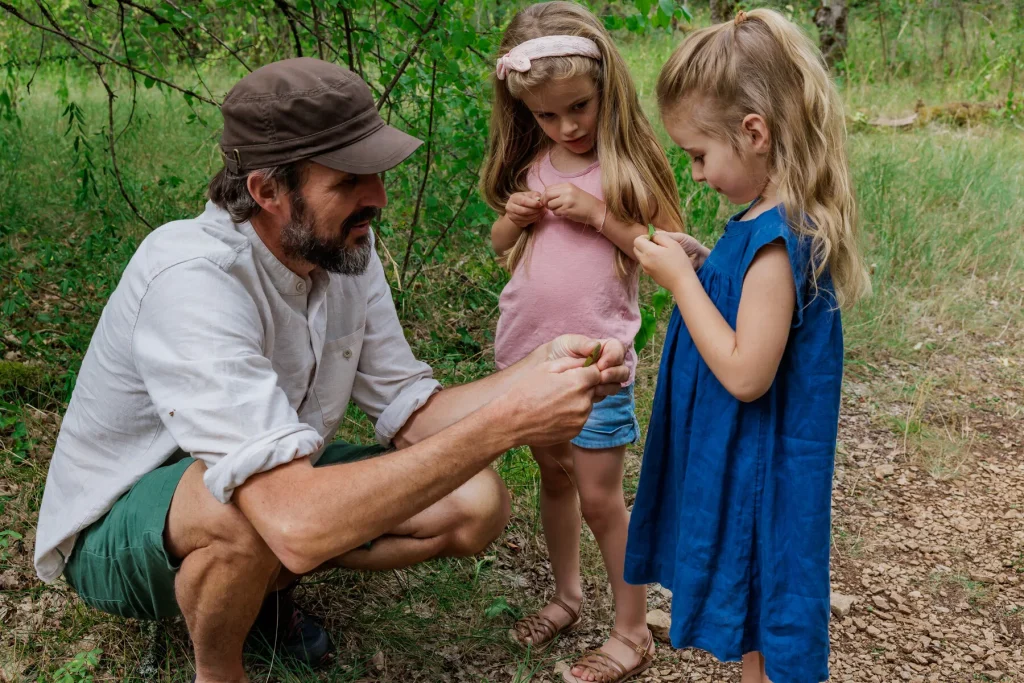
top-left (494, 152), bottom-right (639, 385)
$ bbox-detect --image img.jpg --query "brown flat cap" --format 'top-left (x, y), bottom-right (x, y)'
top-left (220, 58), bottom-right (422, 174)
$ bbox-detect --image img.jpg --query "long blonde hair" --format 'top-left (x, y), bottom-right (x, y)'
top-left (482, 1), bottom-right (685, 277)
top-left (657, 9), bottom-right (869, 308)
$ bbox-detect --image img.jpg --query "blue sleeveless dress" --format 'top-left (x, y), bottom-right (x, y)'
top-left (624, 204), bottom-right (843, 683)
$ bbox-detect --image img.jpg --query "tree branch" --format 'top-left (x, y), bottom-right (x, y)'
top-left (401, 60), bottom-right (437, 281)
top-left (32, 0), bottom-right (153, 229)
top-left (408, 167), bottom-right (482, 287)
top-left (0, 0), bottom-right (220, 106)
top-left (115, 2), bottom-right (137, 142)
top-left (342, 7), bottom-right (357, 73)
top-left (162, 0), bottom-right (254, 72)
top-left (116, 0), bottom-right (190, 46)
top-left (376, 0), bottom-right (446, 110)
top-left (273, 0), bottom-right (303, 57)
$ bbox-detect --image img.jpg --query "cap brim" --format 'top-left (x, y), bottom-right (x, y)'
top-left (312, 124), bottom-right (423, 174)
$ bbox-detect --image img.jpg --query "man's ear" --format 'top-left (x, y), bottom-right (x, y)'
top-left (246, 171), bottom-right (289, 218)
top-left (741, 113), bottom-right (771, 156)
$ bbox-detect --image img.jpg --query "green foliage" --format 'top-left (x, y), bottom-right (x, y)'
top-left (0, 528), bottom-right (23, 563)
top-left (43, 650), bottom-right (103, 683)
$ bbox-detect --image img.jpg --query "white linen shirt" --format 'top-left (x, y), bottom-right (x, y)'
top-left (34, 202), bottom-right (441, 583)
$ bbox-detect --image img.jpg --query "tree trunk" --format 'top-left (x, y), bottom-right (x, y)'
top-left (814, 0), bottom-right (849, 71)
top-left (710, 0), bottom-right (738, 24)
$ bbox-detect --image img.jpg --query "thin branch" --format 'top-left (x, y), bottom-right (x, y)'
top-left (273, 0), bottom-right (303, 57)
top-left (376, 0), bottom-right (446, 110)
top-left (400, 60), bottom-right (437, 281)
top-left (407, 169), bottom-right (482, 287)
top-left (116, 1), bottom-right (138, 142)
top-left (0, 0), bottom-right (220, 106)
top-left (311, 0), bottom-right (324, 60)
top-left (342, 7), bottom-right (357, 73)
top-left (162, 0), bottom-right (253, 72)
top-left (116, 0), bottom-right (190, 45)
top-left (32, 0), bottom-right (153, 229)
top-left (25, 32), bottom-right (45, 93)
top-left (101, 71), bottom-right (153, 230)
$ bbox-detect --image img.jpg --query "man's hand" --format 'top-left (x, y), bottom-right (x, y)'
top-left (542, 183), bottom-right (604, 227)
top-left (547, 334), bottom-right (628, 398)
top-left (504, 191), bottom-right (545, 228)
top-left (503, 357), bottom-right (603, 447)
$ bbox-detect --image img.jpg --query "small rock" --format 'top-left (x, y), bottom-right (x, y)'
top-left (983, 672), bottom-right (1004, 681)
top-left (872, 595), bottom-right (891, 611)
top-left (875, 464), bottom-right (895, 479)
top-left (867, 625), bottom-right (882, 637)
top-left (831, 593), bottom-right (857, 618)
top-left (646, 609), bottom-right (672, 643)
top-left (0, 571), bottom-right (20, 591)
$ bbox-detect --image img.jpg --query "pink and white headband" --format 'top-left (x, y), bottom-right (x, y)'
top-left (495, 35), bottom-right (602, 80)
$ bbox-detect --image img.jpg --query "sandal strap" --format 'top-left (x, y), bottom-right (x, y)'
top-left (574, 649), bottom-right (628, 681)
top-left (514, 612), bottom-right (559, 644)
top-left (549, 596), bottom-right (581, 624)
top-left (609, 629), bottom-right (653, 662)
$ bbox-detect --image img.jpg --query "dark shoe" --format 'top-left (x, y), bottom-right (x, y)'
top-left (247, 586), bottom-right (333, 665)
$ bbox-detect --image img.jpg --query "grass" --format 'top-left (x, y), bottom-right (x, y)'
top-left (2, 3), bottom-right (1024, 681)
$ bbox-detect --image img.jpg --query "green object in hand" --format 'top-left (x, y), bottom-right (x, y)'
top-left (583, 342), bottom-right (602, 368)
top-left (648, 224), bottom-right (657, 241)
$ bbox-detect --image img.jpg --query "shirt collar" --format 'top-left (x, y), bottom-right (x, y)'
top-left (236, 212), bottom-right (311, 297)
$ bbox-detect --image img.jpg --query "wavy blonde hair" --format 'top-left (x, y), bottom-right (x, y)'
top-left (657, 8), bottom-right (869, 308)
top-left (481, 1), bottom-right (685, 277)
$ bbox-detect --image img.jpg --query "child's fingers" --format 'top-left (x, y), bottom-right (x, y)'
top-left (652, 232), bottom-right (682, 248)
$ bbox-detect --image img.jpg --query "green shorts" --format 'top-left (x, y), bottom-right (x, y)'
top-left (63, 441), bottom-right (387, 621)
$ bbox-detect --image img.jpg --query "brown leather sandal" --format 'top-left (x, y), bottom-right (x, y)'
top-left (511, 596), bottom-right (584, 648)
top-left (562, 629), bottom-right (654, 683)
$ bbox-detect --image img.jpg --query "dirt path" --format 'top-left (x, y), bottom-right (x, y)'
top-left (494, 346), bottom-right (1022, 683)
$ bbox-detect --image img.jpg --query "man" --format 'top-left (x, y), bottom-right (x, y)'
top-left (33, 58), bottom-right (627, 683)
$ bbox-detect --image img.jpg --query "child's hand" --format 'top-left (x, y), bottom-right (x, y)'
top-left (505, 191), bottom-right (545, 228)
top-left (633, 232), bottom-right (695, 291)
top-left (659, 231), bottom-right (711, 270)
top-left (541, 183), bottom-right (603, 227)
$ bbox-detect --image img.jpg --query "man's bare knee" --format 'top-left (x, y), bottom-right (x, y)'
top-left (443, 468), bottom-right (511, 557)
top-left (168, 461), bottom-right (280, 577)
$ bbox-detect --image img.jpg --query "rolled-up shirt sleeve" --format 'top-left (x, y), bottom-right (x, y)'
top-left (131, 258), bottom-right (324, 503)
top-left (351, 250), bottom-right (441, 446)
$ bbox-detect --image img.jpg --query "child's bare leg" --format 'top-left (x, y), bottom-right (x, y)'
top-left (569, 444), bottom-right (651, 681)
top-left (519, 443), bottom-right (583, 643)
top-left (742, 652), bottom-right (771, 683)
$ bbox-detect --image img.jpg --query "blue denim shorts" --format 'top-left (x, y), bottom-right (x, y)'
top-left (572, 384), bottom-right (640, 450)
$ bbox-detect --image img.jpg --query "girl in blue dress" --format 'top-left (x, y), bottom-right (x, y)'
top-left (626, 9), bottom-right (870, 683)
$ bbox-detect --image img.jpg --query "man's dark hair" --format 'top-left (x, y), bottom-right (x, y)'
top-left (207, 162), bottom-right (308, 223)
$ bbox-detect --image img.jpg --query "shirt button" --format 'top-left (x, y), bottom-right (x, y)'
top-left (343, 348), bottom-right (353, 359)
top-left (296, 282), bottom-right (306, 293)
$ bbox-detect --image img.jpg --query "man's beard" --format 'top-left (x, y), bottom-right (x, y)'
top-left (280, 193), bottom-right (378, 275)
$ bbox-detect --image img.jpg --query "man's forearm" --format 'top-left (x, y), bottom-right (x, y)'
top-left (236, 398), bottom-right (518, 574)
top-left (393, 342), bottom-right (548, 448)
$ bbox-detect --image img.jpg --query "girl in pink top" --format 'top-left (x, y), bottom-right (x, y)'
top-left (482, 3), bottom-right (685, 681)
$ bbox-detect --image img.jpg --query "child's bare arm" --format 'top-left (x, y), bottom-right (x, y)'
top-left (634, 235), bottom-right (795, 402)
top-left (491, 214), bottom-right (527, 255)
top-left (491, 191), bottom-right (544, 255)
top-left (542, 183), bottom-right (677, 260)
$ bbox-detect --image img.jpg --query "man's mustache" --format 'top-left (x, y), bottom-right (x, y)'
top-left (342, 207), bottom-right (381, 236)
